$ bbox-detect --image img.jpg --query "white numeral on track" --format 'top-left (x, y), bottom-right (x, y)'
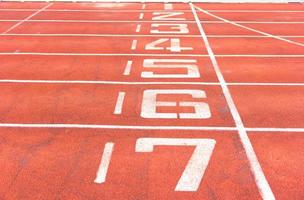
top-left (145, 38), bottom-right (192, 52)
top-left (152, 12), bottom-right (185, 21)
top-left (142, 59), bottom-right (200, 78)
top-left (135, 138), bottom-right (216, 191)
top-left (94, 142), bottom-right (115, 184)
top-left (151, 24), bottom-right (189, 34)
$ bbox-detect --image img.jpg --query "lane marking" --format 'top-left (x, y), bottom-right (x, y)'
top-left (190, 3), bottom-right (275, 200)
top-left (1, 19), bottom-right (304, 24)
top-left (0, 123), bottom-right (303, 132)
top-left (0, 9), bottom-right (303, 13)
top-left (164, 4), bottom-right (173, 10)
top-left (0, 52), bottom-right (303, 57)
top-left (135, 24), bottom-right (141, 33)
top-left (94, 142), bottom-right (114, 184)
top-left (1, 3), bottom-right (53, 34)
top-left (113, 92), bottom-right (125, 115)
top-left (141, 4), bottom-right (146, 10)
top-left (0, 80), bottom-right (304, 86)
top-left (194, 5), bottom-right (304, 47)
top-left (123, 60), bottom-right (133, 76)
top-left (2, 33), bottom-right (304, 38)
top-left (139, 13), bottom-right (144, 20)
top-left (131, 39), bottom-right (138, 50)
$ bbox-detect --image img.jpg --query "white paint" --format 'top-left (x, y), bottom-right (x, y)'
top-left (136, 138), bottom-right (216, 191)
top-left (142, 59), bottom-right (200, 78)
top-left (164, 4), bottom-right (173, 10)
top-left (114, 92), bottom-right (125, 115)
top-left (0, 52), bottom-right (304, 57)
top-left (135, 24), bottom-right (141, 33)
top-left (0, 123), bottom-right (304, 132)
top-left (1, 79), bottom-right (304, 86)
top-left (150, 23), bottom-right (189, 34)
top-left (141, 4), bottom-right (146, 9)
top-left (131, 39), bottom-right (137, 50)
top-left (152, 12), bottom-right (185, 21)
top-left (190, 3), bottom-right (275, 200)
top-left (1, 9), bottom-right (304, 13)
top-left (139, 13), bottom-right (144, 20)
top-left (194, 5), bottom-right (304, 47)
top-left (123, 60), bottom-right (133, 75)
top-left (1, 19), bottom-right (304, 24)
top-left (1, 3), bottom-right (53, 34)
top-left (94, 142), bottom-right (114, 184)
top-left (2, 33), bottom-right (304, 38)
top-left (141, 89), bottom-right (211, 119)
top-left (145, 38), bottom-right (192, 52)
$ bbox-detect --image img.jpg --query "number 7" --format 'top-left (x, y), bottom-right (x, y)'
top-left (135, 138), bottom-right (216, 192)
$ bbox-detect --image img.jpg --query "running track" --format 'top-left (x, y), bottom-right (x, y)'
top-left (0, 2), bottom-right (303, 200)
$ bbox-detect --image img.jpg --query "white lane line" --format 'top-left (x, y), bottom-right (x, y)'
top-left (0, 123), bottom-right (303, 132)
top-left (246, 128), bottom-right (304, 132)
top-left (2, 33), bottom-right (304, 38)
top-left (1, 80), bottom-right (304, 86)
top-left (135, 24), bottom-right (141, 33)
top-left (194, 5), bottom-right (304, 47)
top-left (131, 39), bottom-right (138, 50)
top-left (1, 9), bottom-right (303, 13)
top-left (1, 19), bottom-right (304, 24)
top-left (0, 52), bottom-right (304, 57)
top-left (139, 13), bottom-right (144, 20)
top-left (141, 4), bottom-right (146, 10)
top-left (113, 92), bottom-right (125, 115)
top-left (94, 142), bottom-right (114, 184)
top-left (123, 60), bottom-right (133, 76)
top-left (190, 3), bottom-right (275, 200)
top-left (1, 3), bottom-right (53, 34)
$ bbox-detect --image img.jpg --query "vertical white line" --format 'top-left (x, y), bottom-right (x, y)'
top-left (136, 24), bottom-right (141, 33)
top-left (114, 92), bottom-right (126, 115)
top-left (164, 3), bottom-right (173, 10)
top-left (131, 39), bottom-right (138, 50)
top-left (1, 3), bottom-right (53, 34)
top-left (139, 13), bottom-right (144, 20)
top-left (190, 3), bottom-right (275, 200)
top-left (141, 4), bottom-right (146, 10)
top-left (94, 142), bottom-right (114, 184)
top-left (123, 60), bottom-right (133, 75)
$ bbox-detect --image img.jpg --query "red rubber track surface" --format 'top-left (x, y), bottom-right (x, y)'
top-left (0, 2), bottom-right (303, 200)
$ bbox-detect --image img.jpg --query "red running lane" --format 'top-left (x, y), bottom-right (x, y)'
top-left (0, 2), bottom-right (49, 9)
top-left (218, 57), bottom-right (304, 83)
top-left (7, 21), bottom-right (200, 35)
top-left (208, 37), bottom-right (304, 55)
top-left (249, 132), bottom-right (304, 200)
top-left (0, 55), bottom-right (219, 82)
top-left (0, 36), bottom-right (207, 54)
top-left (0, 83), bottom-right (235, 127)
top-left (0, 128), bottom-right (261, 200)
top-left (230, 86), bottom-right (304, 128)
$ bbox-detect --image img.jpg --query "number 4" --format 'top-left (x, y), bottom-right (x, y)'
top-left (135, 138), bottom-right (216, 191)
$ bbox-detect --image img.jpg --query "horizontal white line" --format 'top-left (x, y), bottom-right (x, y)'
top-left (0, 123), bottom-right (237, 131)
top-left (1, 19), bottom-right (304, 24)
top-left (0, 9), bottom-right (303, 13)
top-left (0, 53), bottom-right (303, 57)
top-left (0, 80), bottom-right (303, 86)
top-left (2, 34), bottom-right (304, 38)
top-left (0, 123), bottom-right (302, 132)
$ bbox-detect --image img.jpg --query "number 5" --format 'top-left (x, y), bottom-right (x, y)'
top-left (135, 138), bottom-right (216, 191)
